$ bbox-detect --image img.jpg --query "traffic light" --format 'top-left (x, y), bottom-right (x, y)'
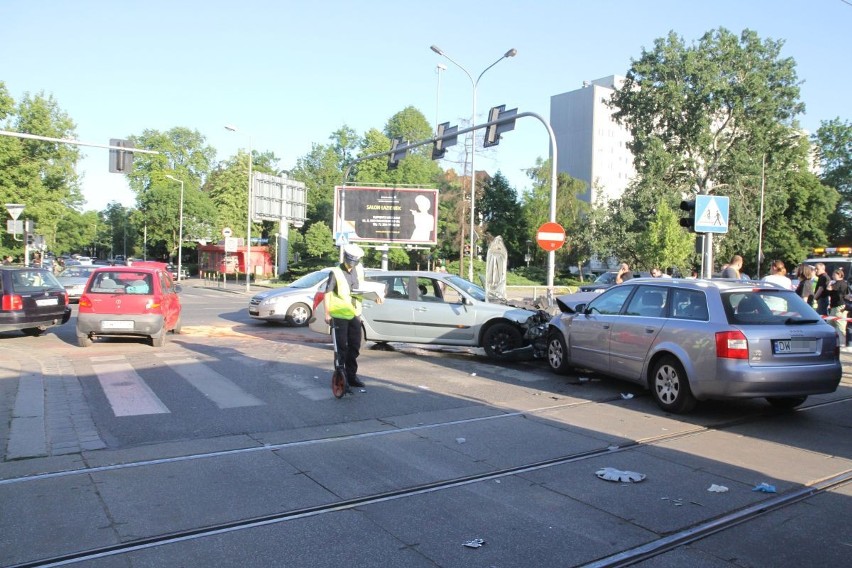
top-left (679, 199), bottom-right (696, 231)
top-left (483, 105), bottom-right (518, 148)
top-left (25, 232), bottom-right (35, 246)
top-left (109, 139), bottom-right (135, 173)
top-left (432, 122), bottom-right (458, 160)
top-left (387, 137), bottom-right (409, 170)
top-left (463, 243), bottom-right (471, 255)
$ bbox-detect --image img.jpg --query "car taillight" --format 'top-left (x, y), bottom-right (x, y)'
top-left (79, 295), bottom-right (93, 309)
top-left (716, 330), bottom-right (749, 359)
top-left (2, 294), bottom-right (23, 311)
top-left (312, 292), bottom-right (325, 311)
top-left (145, 298), bottom-right (162, 311)
top-left (63, 291), bottom-right (69, 305)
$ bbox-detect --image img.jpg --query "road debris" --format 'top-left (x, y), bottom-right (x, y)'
top-left (596, 467), bottom-right (646, 483)
top-left (463, 538), bottom-right (486, 549)
top-left (753, 482), bottom-right (777, 493)
top-left (708, 484), bottom-right (729, 493)
top-left (620, 393), bottom-right (634, 400)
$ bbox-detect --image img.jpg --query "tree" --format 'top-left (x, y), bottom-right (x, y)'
top-left (608, 27), bottom-right (823, 272)
top-left (813, 118), bottom-right (852, 243)
top-left (304, 221), bottom-right (335, 259)
top-left (635, 201), bottom-right (695, 271)
top-left (478, 171), bottom-right (527, 265)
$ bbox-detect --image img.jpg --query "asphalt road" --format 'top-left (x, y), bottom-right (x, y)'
top-left (1, 280), bottom-right (850, 567)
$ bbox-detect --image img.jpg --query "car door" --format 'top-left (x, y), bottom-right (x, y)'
top-left (159, 271), bottom-right (181, 329)
top-left (569, 285), bottom-right (633, 372)
top-left (411, 276), bottom-right (478, 343)
top-left (607, 285), bottom-right (669, 380)
top-left (360, 274), bottom-right (419, 342)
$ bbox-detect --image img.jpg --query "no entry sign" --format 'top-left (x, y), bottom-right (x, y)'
top-left (536, 222), bottom-right (566, 252)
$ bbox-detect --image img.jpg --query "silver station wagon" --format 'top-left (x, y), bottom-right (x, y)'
top-left (310, 270), bottom-right (539, 359)
top-left (547, 278), bottom-right (842, 413)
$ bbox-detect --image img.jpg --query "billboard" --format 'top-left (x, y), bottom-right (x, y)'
top-left (253, 172), bottom-right (307, 225)
top-left (333, 186), bottom-right (439, 245)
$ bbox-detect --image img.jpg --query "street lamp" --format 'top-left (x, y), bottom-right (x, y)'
top-left (164, 175), bottom-right (184, 282)
top-left (431, 45), bottom-right (517, 282)
top-left (435, 63), bottom-right (447, 133)
top-left (225, 125), bottom-right (253, 292)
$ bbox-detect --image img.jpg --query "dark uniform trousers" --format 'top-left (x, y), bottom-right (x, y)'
top-left (333, 315), bottom-right (362, 381)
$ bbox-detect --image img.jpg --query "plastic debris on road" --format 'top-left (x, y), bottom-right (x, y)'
top-left (753, 482), bottom-right (777, 493)
top-left (578, 376), bottom-right (590, 382)
top-left (470, 372), bottom-right (477, 376)
top-left (708, 484), bottom-right (729, 493)
top-left (463, 538), bottom-right (485, 549)
top-left (596, 467), bottom-right (646, 483)
top-left (456, 437), bottom-right (466, 444)
top-left (620, 393), bottom-right (634, 400)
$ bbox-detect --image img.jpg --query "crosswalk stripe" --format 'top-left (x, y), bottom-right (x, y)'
top-left (92, 362), bottom-right (171, 417)
top-left (159, 356), bottom-right (264, 409)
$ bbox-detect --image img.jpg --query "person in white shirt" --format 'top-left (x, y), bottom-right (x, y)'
top-left (762, 260), bottom-right (794, 290)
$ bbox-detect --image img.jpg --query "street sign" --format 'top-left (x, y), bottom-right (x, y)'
top-left (695, 195), bottom-right (730, 234)
top-left (5, 203), bottom-right (24, 220)
top-left (224, 237), bottom-right (239, 252)
top-left (6, 220), bottom-right (23, 234)
top-left (222, 227), bottom-right (233, 237)
top-left (536, 222), bottom-right (566, 252)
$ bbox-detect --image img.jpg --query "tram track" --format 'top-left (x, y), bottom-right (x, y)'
top-left (5, 393), bottom-right (852, 568)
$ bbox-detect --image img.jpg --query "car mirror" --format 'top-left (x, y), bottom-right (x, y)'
top-left (174, 284), bottom-right (183, 294)
top-left (575, 303), bottom-right (587, 314)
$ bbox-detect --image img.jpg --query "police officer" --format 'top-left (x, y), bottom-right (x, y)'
top-left (323, 243), bottom-right (367, 389)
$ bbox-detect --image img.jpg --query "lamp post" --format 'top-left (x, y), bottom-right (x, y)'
top-left (435, 63), bottom-right (446, 133)
top-left (164, 175), bottom-right (184, 282)
top-left (431, 45), bottom-right (517, 282)
top-left (225, 125), bottom-right (253, 292)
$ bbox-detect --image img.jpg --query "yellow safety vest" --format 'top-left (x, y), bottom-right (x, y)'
top-left (327, 264), bottom-right (364, 320)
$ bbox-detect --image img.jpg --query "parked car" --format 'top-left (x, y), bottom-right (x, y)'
top-left (0, 266), bottom-right (71, 336)
top-left (547, 278), bottom-right (842, 413)
top-left (578, 270), bottom-right (648, 292)
top-left (166, 264), bottom-right (190, 280)
top-left (56, 265), bottom-right (96, 302)
top-left (249, 269), bottom-right (332, 326)
top-left (76, 265), bottom-right (182, 347)
top-left (310, 270), bottom-right (541, 359)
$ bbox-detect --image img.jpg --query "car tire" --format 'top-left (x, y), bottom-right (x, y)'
top-left (77, 332), bottom-right (93, 348)
top-left (286, 302), bottom-right (311, 327)
top-left (22, 327), bottom-right (46, 337)
top-left (150, 329), bottom-right (167, 347)
top-left (547, 332), bottom-right (571, 374)
top-left (482, 322), bottom-right (523, 359)
top-left (650, 356), bottom-right (697, 414)
top-left (766, 396), bottom-right (807, 410)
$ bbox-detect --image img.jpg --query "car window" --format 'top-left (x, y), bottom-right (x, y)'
top-left (723, 290), bottom-right (819, 325)
top-left (416, 277), bottom-right (444, 302)
top-left (10, 269), bottom-right (60, 292)
top-left (671, 289), bottom-right (709, 321)
top-left (587, 286), bottom-right (633, 315)
top-left (444, 275), bottom-right (486, 301)
top-left (90, 271), bottom-right (153, 294)
top-left (368, 275), bottom-right (409, 299)
top-left (625, 286), bottom-right (668, 317)
top-left (288, 270), bottom-right (329, 288)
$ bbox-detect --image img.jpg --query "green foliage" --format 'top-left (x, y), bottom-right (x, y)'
top-left (814, 118), bottom-right (852, 243)
top-left (635, 201), bottom-right (695, 271)
top-left (304, 221), bottom-right (335, 259)
top-left (478, 171), bottom-right (528, 265)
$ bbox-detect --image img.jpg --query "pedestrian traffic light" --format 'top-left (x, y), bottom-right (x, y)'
top-left (679, 199), bottom-right (696, 231)
top-left (109, 138), bottom-right (135, 173)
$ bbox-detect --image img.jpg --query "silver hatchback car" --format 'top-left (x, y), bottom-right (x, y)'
top-left (547, 278), bottom-right (842, 413)
top-left (310, 270), bottom-right (539, 359)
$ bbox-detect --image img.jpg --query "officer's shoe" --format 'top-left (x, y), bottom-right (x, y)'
top-left (348, 375), bottom-right (365, 388)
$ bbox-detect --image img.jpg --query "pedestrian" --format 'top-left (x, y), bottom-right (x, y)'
top-left (721, 255), bottom-right (743, 279)
top-left (762, 260), bottom-right (793, 290)
top-left (826, 267), bottom-right (849, 350)
top-left (2, 255), bottom-right (13, 265)
top-left (615, 262), bottom-right (633, 284)
top-left (650, 267), bottom-right (663, 278)
top-left (795, 264), bottom-right (815, 306)
top-left (323, 243), bottom-right (370, 390)
top-left (813, 263), bottom-right (830, 316)
top-left (434, 259), bottom-right (447, 274)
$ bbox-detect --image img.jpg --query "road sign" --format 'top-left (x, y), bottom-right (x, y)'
top-left (222, 227), bottom-right (233, 237)
top-left (224, 237), bottom-right (239, 252)
top-left (695, 195), bottom-right (730, 234)
top-left (536, 222), bottom-right (566, 252)
top-left (5, 203), bottom-right (24, 220)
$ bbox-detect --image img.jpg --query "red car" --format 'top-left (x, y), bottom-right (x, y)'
top-left (76, 265), bottom-right (182, 347)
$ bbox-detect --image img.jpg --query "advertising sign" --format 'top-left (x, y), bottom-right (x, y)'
top-left (333, 186), bottom-right (439, 245)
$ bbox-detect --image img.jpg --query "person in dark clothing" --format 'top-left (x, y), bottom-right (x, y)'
top-left (813, 263), bottom-right (830, 316)
top-left (827, 267), bottom-right (849, 349)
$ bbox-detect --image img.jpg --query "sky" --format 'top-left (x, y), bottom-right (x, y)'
top-left (2, 0), bottom-right (850, 212)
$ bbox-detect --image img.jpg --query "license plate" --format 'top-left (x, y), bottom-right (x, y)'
top-left (773, 339), bottom-right (816, 354)
top-left (36, 298), bottom-right (58, 306)
top-left (249, 309), bottom-right (258, 315)
top-left (102, 320), bottom-right (135, 330)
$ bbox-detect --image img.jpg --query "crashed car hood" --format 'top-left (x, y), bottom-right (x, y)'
top-left (555, 291), bottom-right (601, 313)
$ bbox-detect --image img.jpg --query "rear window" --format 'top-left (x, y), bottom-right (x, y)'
top-left (89, 271), bottom-right (154, 294)
top-left (723, 290), bottom-right (819, 325)
top-left (9, 269), bottom-right (62, 293)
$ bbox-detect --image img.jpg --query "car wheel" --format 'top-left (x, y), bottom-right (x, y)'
top-left (766, 396), bottom-right (807, 410)
top-left (650, 356), bottom-right (697, 414)
top-left (286, 302), bottom-right (311, 326)
top-left (150, 329), bottom-right (167, 347)
top-left (22, 327), bottom-right (46, 337)
top-left (482, 322), bottom-right (523, 359)
top-left (77, 332), bottom-right (93, 348)
top-left (547, 332), bottom-right (571, 374)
